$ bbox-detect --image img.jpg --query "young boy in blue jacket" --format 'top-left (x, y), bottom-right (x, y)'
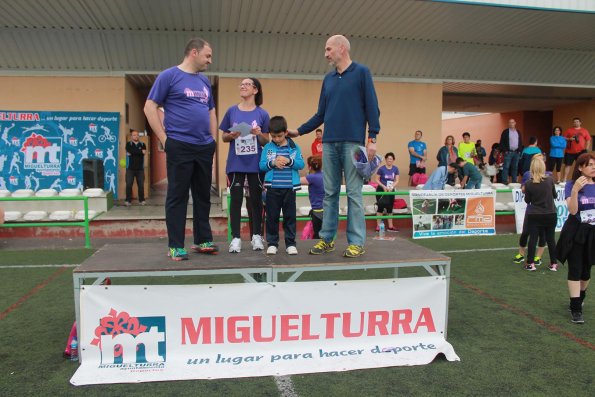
top-left (259, 116), bottom-right (305, 255)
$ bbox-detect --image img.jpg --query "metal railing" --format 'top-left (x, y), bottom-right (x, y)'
top-left (0, 196), bottom-right (101, 248)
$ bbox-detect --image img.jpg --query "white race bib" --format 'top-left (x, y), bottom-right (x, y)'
top-left (235, 135), bottom-right (258, 156)
top-left (580, 209), bottom-right (595, 225)
top-left (386, 180), bottom-right (394, 190)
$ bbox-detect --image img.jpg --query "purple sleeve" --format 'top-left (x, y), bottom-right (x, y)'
top-left (395, 166), bottom-right (400, 176)
top-left (306, 174), bottom-right (313, 184)
top-left (147, 69), bottom-right (172, 105)
top-left (564, 181), bottom-right (573, 198)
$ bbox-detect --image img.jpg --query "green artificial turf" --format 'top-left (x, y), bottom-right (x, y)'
top-left (0, 235), bottom-right (593, 396)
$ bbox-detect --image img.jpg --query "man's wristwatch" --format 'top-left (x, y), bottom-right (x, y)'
top-left (368, 137), bottom-right (376, 144)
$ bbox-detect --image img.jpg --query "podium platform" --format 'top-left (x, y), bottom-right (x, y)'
top-left (73, 238), bottom-right (451, 339)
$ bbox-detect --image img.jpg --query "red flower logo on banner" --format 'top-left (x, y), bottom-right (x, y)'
top-left (20, 133), bottom-right (51, 160)
top-left (90, 308), bottom-right (147, 357)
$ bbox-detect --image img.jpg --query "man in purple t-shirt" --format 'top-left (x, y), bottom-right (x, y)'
top-left (144, 38), bottom-right (218, 261)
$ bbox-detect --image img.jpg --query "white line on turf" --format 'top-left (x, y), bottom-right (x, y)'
top-left (275, 375), bottom-right (299, 397)
top-left (438, 247), bottom-right (517, 254)
top-left (0, 264), bottom-right (78, 269)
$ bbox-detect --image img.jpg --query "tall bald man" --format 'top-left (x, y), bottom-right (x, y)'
top-left (290, 35), bottom-right (380, 258)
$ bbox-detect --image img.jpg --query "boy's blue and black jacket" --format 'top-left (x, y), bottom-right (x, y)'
top-left (259, 137), bottom-right (305, 190)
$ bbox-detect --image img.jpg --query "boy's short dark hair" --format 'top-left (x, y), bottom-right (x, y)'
top-left (455, 157), bottom-right (465, 165)
top-left (462, 132), bottom-right (470, 138)
top-left (269, 116), bottom-right (288, 134)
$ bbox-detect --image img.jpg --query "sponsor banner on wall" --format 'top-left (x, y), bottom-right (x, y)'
top-left (71, 279), bottom-right (459, 386)
top-left (512, 188), bottom-right (568, 233)
top-left (410, 189), bottom-right (496, 239)
top-left (0, 111), bottom-right (120, 198)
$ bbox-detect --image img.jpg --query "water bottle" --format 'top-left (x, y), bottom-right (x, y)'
top-left (379, 220), bottom-right (385, 238)
top-left (70, 336), bottom-right (79, 362)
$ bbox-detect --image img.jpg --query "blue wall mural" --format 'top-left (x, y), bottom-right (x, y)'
top-left (0, 111), bottom-right (120, 198)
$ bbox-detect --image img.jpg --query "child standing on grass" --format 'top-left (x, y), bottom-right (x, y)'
top-left (300, 155), bottom-right (324, 239)
top-left (260, 116), bottom-right (305, 255)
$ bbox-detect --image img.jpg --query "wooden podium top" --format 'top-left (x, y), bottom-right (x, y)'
top-left (74, 238), bottom-right (449, 274)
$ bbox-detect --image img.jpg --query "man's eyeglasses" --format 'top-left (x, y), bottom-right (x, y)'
top-left (239, 83), bottom-right (254, 88)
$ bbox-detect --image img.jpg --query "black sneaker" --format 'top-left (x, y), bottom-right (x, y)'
top-left (571, 311), bottom-right (585, 324)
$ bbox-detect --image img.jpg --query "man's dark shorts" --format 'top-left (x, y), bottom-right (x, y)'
top-left (409, 163), bottom-right (425, 176)
top-left (564, 150), bottom-right (587, 166)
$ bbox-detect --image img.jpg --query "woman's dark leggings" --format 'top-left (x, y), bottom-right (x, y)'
top-left (228, 172), bottom-right (263, 239)
top-left (526, 213), bottom-right (557, 264)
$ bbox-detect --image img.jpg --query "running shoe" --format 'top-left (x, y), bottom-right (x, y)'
top-left (251, 234), bottom-right (264, 251)
top-left (512, 254), bottom-right (524, 264)
top-left (191, 242), bottom-right (219, 255)
top-left (286, 246), bottom-right (298, 255)
top-left (266, 246), bottom-right (278, 255)
top-left (309, 239), bottom-right (335, 255)
top-left (387, 226), bottom-right (399, 232)
top-left (344, 244), bottom-right (365, 258)
top-left (228, 238), bottom-right (241, 253)
top-left (524, 263), bottom-right (536, 271)
top-left (571, 311), bottom-right (584, 324)
top-left (168, 247), bottom-right (188, 261)
top-left (548, 263), bottom-right (558, 272)
top-left (534, 256), bottom-right (542, 266)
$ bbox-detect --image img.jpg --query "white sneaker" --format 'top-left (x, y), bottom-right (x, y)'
top-left (228, 238), bottom-right (241, 253)
top-left (286, 246), bottom-right (298, 255)
top-left (251, 234), bottom-right (264, 251)
top-left (266, 246), bottom-right (278, 255)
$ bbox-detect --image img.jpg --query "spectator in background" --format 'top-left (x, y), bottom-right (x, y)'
top-left (474, 139), bottom-right (487, 168)
top-left (311, 128), bottom-right (323, 156)
top-left (548, 126), bottom-right (566, 184)
top-left (424, 163), bottom-right (458, 190)
top-left (519, 137), bottom-right (542, 175)
top-left (0, 206), bottom-right (4, 224)
top-left (513, 153), bottom-right (549, 267)
top-left (488, 143), bottom-right (504, 183)
top-left (458, 132), bottom-right (476, 165)
top-left (556, 153), bottom-right (595, 324)
top-left (300, 155), bottom-right (324, 239)
top-left (437, 135), bottom-right (458, 186)
top-left (499, 118), bottom-right (523, 185)
top-left (373, 152), bottom-right (399, 232)
top-left (522, 155), bottom-right (558, 272)
top-left (408, 130), bottom-right (427, 186)
top-left (563, 117), bottom-right (591, 182)
top-left (456, 157), bottom-right (482, 189)
top-left (124, 129), bottom-right (147, 206)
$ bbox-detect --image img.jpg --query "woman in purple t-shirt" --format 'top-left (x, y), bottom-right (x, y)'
top-left (556, 153), bottom-right (595, 324)
top-left (373, 152), bottom-right (400, 232)
top-left (220, 78), bottom-right (270, 253)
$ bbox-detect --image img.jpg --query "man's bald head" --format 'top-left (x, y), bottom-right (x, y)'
top-left (328, 35), bottom-right (351, 52)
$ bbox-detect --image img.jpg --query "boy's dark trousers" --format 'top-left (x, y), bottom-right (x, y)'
top-left (265, 188), bottom-right (297, 248)
top-left (165, 138), bottom-right (215, 249)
